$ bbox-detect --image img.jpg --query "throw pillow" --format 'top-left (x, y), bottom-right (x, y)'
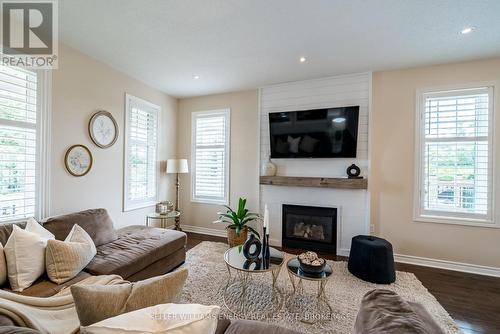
top-left (287, 136), bottom-right (301, 153)
top-left (81, 303), bottom-right (220, 334)
top-left (25, 217), bottom-right (55, 244)
top-left (4, 225), bottom-right (47, 291)
top-left (0, 243), bottom-right (6, 286)
top-left (71, 268), bottom-right (188, 326)
top-left (46, 224), bottom-right (97, 284)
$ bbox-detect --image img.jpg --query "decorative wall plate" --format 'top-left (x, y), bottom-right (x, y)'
top-left (65, 145), bottom-right (93, 177)
top-left (89, 110), bottom-right (118, 148)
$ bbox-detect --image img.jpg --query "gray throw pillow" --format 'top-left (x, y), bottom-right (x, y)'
top-left (71, 268), bottom-right (188, 326)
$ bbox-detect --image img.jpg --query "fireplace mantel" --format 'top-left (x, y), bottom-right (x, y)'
top-left (260, 176), bottom-right (368, 190)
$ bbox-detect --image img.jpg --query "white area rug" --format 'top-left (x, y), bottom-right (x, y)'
top-left (179, 241), bottom-right (461, 334)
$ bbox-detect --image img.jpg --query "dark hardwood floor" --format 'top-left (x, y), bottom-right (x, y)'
top-left (185, 232), bottom-right (500, 334)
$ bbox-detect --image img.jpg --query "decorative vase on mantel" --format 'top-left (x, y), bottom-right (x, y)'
top-left (261, 156), bottom-right (277, 176)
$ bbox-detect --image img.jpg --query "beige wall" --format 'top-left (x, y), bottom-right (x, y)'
top-left (51, 45), bottom-right (177, 228)
top-left (177, 90), bottom-right (259, 232)
top-left (371, 57), bottom-right (500, 268)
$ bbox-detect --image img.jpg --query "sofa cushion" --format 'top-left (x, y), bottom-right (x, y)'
top-left (84, 226), bottom-right (186, 279)
top-left (354, 289), bottom-right (444, 334)
top-left (46, 225), bottom-right (97, 284)
top-left (72, 269), bottom-right (188, 326)
top-left (223, 320), bottom-right (303, 334)
top-left (42, 209), bottom-right (118, 247)
top-left (0, 222), bottom-right (25, 247)
top-left (4, 225), bottom-right (48, 292)
top-left (2, 271), bottom-right (92, 298)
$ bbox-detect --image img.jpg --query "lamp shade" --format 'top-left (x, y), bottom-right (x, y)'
top-left (166, 159), bottom-right (189, 174)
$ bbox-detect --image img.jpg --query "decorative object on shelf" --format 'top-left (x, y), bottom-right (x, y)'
top-left (262, 204), bottom-right (271, 269)
top-left (243, 234), bottom-right (262, 260)
top-left (261, 155), bottom-right (277, 176)
top-left (88, 111), bottom-right (118, 148)
top-left (64, 145), bottom-right (93, 177)
top-left (346, 164), bottom-right (363, 179)
top-left (166, 159), bottom-right (189, 231)
top-left (156, 201), bottom-right (173, 215)
top-left (215, 197), bottom-right (260, 247)
top-left (298, 251), bottom-right (326, 274)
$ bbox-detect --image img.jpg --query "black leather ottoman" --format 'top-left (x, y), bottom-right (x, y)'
top-left (348, 235), bottom-right (395, 284)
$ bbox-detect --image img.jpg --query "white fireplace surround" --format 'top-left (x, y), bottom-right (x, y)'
top-left (258, 72), bottom-right (372, 256)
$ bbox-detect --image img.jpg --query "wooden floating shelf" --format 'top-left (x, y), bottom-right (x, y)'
top-left (260, 175), bottom-right (368, 190)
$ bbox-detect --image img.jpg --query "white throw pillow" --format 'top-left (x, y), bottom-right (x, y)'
top-left (81, 303), bottom-right (220, 334)
top-left (25, 217), bottom-right (55, 244)
top-left (0, 243), bottom-right (7, 286)
top-left (4, 225), bottom-right (47, 291)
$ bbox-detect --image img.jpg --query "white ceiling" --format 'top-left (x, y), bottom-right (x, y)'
top-left (59, 0), bottom-right (500, 98)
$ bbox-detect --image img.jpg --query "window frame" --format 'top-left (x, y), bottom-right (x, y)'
top-left (0, 68), bottom-right (51, 224)
top-left (191, 109), bottom-right (231, 205)
top-left (413, 82), bottom-right (499, 228)
top-left (123, 93), bottom-right (160, 212)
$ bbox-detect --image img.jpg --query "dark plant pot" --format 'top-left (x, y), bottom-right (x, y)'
top-left (298, 257), bottom-right (326, 274)
top-left (227, 226), bottom-right (248, 247)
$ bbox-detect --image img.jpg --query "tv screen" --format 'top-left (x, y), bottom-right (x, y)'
top-left (268, 106), bottom-right (359, 158)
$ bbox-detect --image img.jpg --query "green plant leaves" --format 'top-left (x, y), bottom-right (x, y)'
top-left (216, 197), bottom-right (261, 238)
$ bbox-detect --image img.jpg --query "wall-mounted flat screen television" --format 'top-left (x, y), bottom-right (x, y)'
top-left (268, 106), bottom-right (359, 158)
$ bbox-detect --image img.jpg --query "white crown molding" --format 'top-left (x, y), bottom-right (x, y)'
top-left (394, 253), bottom-right (500, 278)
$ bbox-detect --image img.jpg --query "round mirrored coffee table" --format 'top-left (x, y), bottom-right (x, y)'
top-left (223, 246), bottom-right (284, 318)
top-left (286, 258), bottom-right (333, 324)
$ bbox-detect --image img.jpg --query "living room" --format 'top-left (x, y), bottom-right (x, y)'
top-left (0, 1), bottom-right (499, 333)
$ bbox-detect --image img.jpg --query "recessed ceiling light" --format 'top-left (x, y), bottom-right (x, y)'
top-left (193, 75), bottom-right (200, 79)
top-left (460, 27), bottom-right (475, 34)
top-left (299, 57), bottom-right (307, 63)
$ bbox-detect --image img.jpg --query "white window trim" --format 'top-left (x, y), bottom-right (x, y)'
top-left (191, 109), bottom-right (231, 205)
top-left (123, 93), bottom-right (160, 212)
top-left (0, 69), bottom-right (51, 223)
top-left (413, 81), bottom-right (499, 228)
top-left (36, 70), bottom-right (51, 221)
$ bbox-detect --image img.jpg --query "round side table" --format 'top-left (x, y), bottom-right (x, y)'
top-left (286, 258), bottom-right (333, 324)
top-left (223, 246), bottom-right (285, 318)
top-left (146, 211), bottom-right (180, 228)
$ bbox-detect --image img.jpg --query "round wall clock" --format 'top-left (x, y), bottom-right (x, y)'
top-left (89, 111), bottom-right (118, 148)
top-left (65, 145), bottom-right (93, 177)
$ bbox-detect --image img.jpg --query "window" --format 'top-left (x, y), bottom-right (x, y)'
top-left (0, 65), bottom-right (49, 223)
top-left (124, 94), bottom-right (159, 211)
top-left (191, 109), bottom-right (230, 204)
top-left (414, 86), bottom-right (495, 226)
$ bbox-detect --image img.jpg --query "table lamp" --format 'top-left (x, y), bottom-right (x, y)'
top-left (166, 159), bottom-right (189, 230)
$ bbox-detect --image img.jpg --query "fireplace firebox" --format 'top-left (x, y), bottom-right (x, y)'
top-left (282, 204), bottom-right (337, 254)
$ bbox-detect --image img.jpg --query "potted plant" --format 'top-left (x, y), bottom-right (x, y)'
top-left (215, 198), bottom-right (260, 247)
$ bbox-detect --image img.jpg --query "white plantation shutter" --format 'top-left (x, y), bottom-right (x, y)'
top-left (124, 94), bottom-right (159, 211)
top-left (416, 87), bottom-right (494, 224)
top-left (0, 65), bottom-right (38, 222)
top-left (191, 110), bottom-right (230, 204)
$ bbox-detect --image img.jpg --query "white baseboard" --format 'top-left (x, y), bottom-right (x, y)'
top-left (337, 249), bottom-right (350, 257)
top-left (169, 224), bottom-right (227, 238)
top-left (394, 253), bottom-right (500, 278)
top-left (169, 226), bottom-right (500, 277)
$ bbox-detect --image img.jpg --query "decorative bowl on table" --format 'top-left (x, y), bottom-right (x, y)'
top-left (156, 201), bottom-right (173, 215)
top-left (298, 251), bottom-right (326, 274)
